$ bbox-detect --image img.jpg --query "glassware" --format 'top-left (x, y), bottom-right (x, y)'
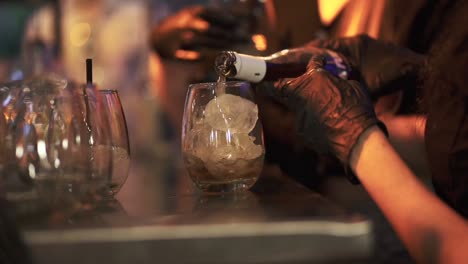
top-left (98, 89), bottom-right (130, 196)
top-left (41, 85), bottom-right (112, 209)
top-left (0, 85), bottom-right (11, 187)
top-left (79, 86), bottom-right (113, 202)
top-left (181, 81), bottom-right (264, 193)
top-left (43, 88), bottom-right (93, 208)
top-left (0, 80), bottom-right (112, 215)
top-left (0, 82), bottom-right (58, 214)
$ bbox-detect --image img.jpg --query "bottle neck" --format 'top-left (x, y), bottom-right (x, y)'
top-left (234, 53), bottom-right (308, 83)
top-left (263, 62), bottom-right (307, 81)
top-left (232, 53), bottom-right (267, 83)
top-left (218, 49), bottom-right (351, 83)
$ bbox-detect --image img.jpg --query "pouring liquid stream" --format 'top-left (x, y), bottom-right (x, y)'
top-left (213, 65), bottom-right (229, 129)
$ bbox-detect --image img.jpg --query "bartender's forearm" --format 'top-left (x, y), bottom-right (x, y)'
top-left (349, 125), bottom-right (468, 264)
top-left (379, 114), bottom-right (429, 177)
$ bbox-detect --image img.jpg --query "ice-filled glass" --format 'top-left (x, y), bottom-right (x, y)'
top-left (182, 81), bottom-right (264, 193)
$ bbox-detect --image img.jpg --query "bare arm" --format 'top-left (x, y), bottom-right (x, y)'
top-left (350, 125), bottom-right (468, 264)
top-left (379, 114), bottom-right (429, 178)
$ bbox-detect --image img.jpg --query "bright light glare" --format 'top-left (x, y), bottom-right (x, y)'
top-left (38, 140), bottom-right (47, 159)
top-left (16, 145), bottom-right (24, 158)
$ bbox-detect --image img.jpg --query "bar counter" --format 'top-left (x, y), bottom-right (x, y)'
top-left (17, 155), bottom-right (372, 264)
top-left (12, 98), bottom-right (373, 263)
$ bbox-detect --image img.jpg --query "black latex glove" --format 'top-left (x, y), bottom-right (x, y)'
top-left (308, 34), bottom-right (427, 99)
top-left (257, 36), bottom-right (417, 184)
top-left (262, 56), bottom-right (386, 170)
top-left (256, 92), bottom-right (327, 189)
top-left (150, 6), bottom-right (251, 61)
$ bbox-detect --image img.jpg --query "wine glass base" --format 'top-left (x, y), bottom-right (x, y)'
top-left (195, 177), bottom-right (258, 194)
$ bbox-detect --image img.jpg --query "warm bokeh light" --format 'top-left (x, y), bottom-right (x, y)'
top-left (264, 0), bottom-right (277, 32)
top-left (342, 2), bottom-right (364, 37)
top-left (28, 164), bottom-right (36, 178)
top-left (174, 49), bottom-right (201, 60)
top-left (69, 22), bottom-right (91, 47)
top-left (93, 66), bottom-right (105, 87)
top-left (365, 0), bottom-right (385, 38)
top-left (15, 145), bottom-right (24, 159)
top-left (318, 0), bottom-right (349, 26)
top-left (37, 140), bottom-right (47, 160)
top-left (321, 0), bottom-right (385, 38)
top-left (252, 34), bottom-right (268, 51)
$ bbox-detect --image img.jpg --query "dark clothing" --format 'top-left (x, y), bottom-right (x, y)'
top-left (359, 0), bottom-right (468, 217)
top-left (336, 0), bottom-right (468, 216)
top-left (263, 0), bottom-right (468, 217)
top-left (378, 0), bottom-right (460, 114)
top-left (426, 96), bottom-right (468, 217)
top-left (420, 0), bottom-right (468, 217)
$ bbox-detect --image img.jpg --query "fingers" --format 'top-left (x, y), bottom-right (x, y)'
top-left (203, 24), bottom-right (251, 43)
top-left (268, 55), bottom-right (325, 102)
top-left (306, 54), bottom-right (326, 71)
top-left (307, 34), bottom-right (428, 99)
top-left (190, 17), bottom-right (210, 32)
top-left (151, 5), bottom-right (253, 61)
top-left (180, 32), bottom-right (236, 51)
top-left (198, 7), bottom-right (239, 29)
top-left (195, 7), bottom-right (251, 42)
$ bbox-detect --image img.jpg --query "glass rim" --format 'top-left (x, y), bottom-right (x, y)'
top-left (98, 89), bottom-right (119, 94)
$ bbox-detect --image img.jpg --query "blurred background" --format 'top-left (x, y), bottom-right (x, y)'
top-left (0, 0), bottom-right (426, 94)
top-left (0, 0), bottom-right (426, 132)
top-left (0, 0), bottom-right (434, 181)
top-left (0, 0), bottom-right (432, 209)
top-left (0, 2), bottom-right (440, 262)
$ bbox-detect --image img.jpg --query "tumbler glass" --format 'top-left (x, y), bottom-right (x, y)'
top-left (0, 78), bottom-right (114, 215)
top-left (0, 83), bottom-right (61, 213)
top-left (181, 81), bottom-right (264, 193)
top-left (34, 86), bottom-right (112, 209)
top-left (98, 89), bottom-right (130, 196)
top-left (78, 86), bottom-right (113, 202)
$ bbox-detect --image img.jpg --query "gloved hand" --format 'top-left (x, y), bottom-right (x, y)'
top-left (265, 34), bottom-right (426, 99)
top-left (257, 87), bottom-right (342, 188)
top-left (261, 55), bottom-right (386, 173)
top-left (307, 34), bottom-right (427, 98)
top-left (257, 36), bottom-right (418, 183)
top-left (150, 6), bottom-right (251, 61)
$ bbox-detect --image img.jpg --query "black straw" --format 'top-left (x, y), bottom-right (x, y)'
top-left (83, 58), bottom-right (92, 141)
top-left (86, 58), bottom-right (93, 85)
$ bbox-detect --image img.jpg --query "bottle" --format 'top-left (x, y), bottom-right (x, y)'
top-left (214, 48), bottom-right (352, 83)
